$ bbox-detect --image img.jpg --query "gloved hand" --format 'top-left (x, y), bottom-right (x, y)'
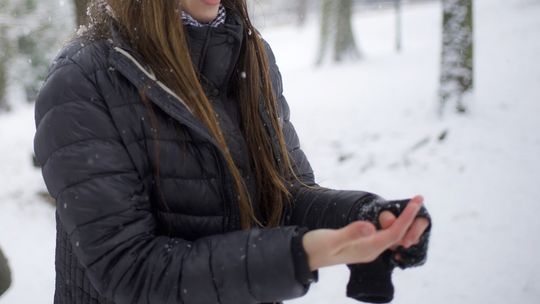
top-left (346, 198), bottom-right (432, 303)
top-left (373, 198), bottom-right (432, 269)
top-left (346, 250), bottom-right (395, 303)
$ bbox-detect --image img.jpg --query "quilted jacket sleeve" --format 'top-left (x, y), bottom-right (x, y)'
top-left (261, 39), bottom-right (387, 229)
top-left (264, 39), bottom-right (433, 303)
top-left (263, 39), bottom-right (400, 303)
top-left (34, 54), bottom-right (309, 304)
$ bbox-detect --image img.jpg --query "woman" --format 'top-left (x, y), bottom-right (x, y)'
top-left (33, 1), bottom-right (432, 303)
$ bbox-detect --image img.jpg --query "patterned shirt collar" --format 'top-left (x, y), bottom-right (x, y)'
top-left (181, 4), bottom-right (227, 28)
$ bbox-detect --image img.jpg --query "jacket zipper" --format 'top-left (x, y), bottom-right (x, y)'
top-left (212, 146), bottom-right (235, 231)
top-left (113, 46), bottom-right (241, 231)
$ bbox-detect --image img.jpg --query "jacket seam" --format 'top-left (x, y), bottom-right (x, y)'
top-left (144, 175), bottom-right (218, 182)
top-left (244, 230), bottom-right (258, 301)
top-left (40, 137), bottom-right (120, 168)
top-left (206, 241), bottom-right (223, 304)
top-left (108, 101), bottom-right (143, 110)
top-left (124, 136), bottom-right (213, 147)
top-left (39, 98), bottom-right (108, 123)
top-left (155, 211), bottom-right (222, 218)
top-left (55, 171), bottom-right (134, 201)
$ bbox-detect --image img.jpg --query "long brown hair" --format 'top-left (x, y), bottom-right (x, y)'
top-left (85, 0), bottom-right (297, 229)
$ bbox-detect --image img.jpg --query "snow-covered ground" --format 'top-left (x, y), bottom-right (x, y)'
top-left (1, 0), bottom-right (539, 303)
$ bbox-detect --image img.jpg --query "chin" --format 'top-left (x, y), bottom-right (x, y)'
top-left (187, 0), bottom-right (221, 23)
top-left (200, 0), bottom-right (221, 7)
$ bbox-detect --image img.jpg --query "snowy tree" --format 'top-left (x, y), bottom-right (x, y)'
top-left (247, 0), bottom-right (316, 28)
top-left (0, 0), bottom-right (73, 111)
top-left (0, 0), bottom-right (13, 111)
top-left (316, 0), bottom-right (361, 64)
top-left (16, 1), bottom-right (55, 103)
top-left (0, 28), bottom-right (9, 111)
top-left (296, 0), bottom-right (308, 26)
top-left (439, 0), bottom-right (474, 114)
top-left (395, 0), bottom-right (402, 52)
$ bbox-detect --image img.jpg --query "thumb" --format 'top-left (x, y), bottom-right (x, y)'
top-left (336, 221), bottom-right (376, 246)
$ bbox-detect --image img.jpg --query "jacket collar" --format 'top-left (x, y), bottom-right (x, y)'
top-left (106, 7), bottom-right (245, 106)
top-left (106, 7), bottom-right (245, 136)
top-left (181, 3), bottom-right (227, 28)
top-left (105, 9), bottom-right (251, 230)
top-left (184, 7), bottom-right (244, 92)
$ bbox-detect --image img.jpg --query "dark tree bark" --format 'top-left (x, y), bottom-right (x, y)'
top-left (0, 246), bottom-right (11, 297)
top-left (0, 0), bottom-right (9, 112)
top-left (0, 26), bottom-right (8, 112)
top-left (439, 0), bottom-right (474, 114)
top-left (74, 0), bottom-right (90, 26)
top-left (395, 0), bottom-right (402, 52)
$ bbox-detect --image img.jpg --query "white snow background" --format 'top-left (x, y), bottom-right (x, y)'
top-left (1, 0), bottom-right (539, 303)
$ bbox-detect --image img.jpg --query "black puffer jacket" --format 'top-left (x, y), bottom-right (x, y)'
top-left (33, 9), bottom-right (410, 304)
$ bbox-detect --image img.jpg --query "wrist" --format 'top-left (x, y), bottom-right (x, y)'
top-left (291, 227), bottom-right (319, 284)
top-left (302, 230), bottom-right (328, 271)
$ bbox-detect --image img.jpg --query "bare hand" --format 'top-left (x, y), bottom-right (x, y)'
top-left (302, 196), bottom-right (424, 271)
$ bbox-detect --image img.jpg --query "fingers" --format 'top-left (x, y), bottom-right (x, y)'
top-left (409, 195), bottom-right (424, 207)
top-left (373, 196), bottom-right (423, 249)
top-left (379, 211), bottom-right (399, 250)
top-left (399, 217), bottom-right (430, 248)
top-left (379, 211), bottom-right (396, 229)
top-left (330, 196), bottom-right (426, 265)
top-left (305, 195), bottom-right (427, 268)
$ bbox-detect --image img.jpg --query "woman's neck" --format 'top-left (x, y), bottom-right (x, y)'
top-left (182, 0), bottom-right (221, 23)
top-left (181, 4), bottom-right (226, 28)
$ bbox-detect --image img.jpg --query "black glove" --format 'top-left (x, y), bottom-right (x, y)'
top-left (372, 198), bottom-right (432, 269)
top-left (346, 250), bottom-right (395, 303)
top-left (346, 198), bottom-right (432, 303)
top-left (287, 189), bottom-right (431, 302)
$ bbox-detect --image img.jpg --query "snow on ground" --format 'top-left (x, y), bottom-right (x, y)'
top-left (263, 1), bottom-right (540, 303)
top-left (1, 0), bottom-right (539, 303)
top-left (0, 102), bottom-right (56, 303)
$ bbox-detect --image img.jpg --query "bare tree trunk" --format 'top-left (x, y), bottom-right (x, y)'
top-left (74, 0), bottom-right (90, 26)
top-left (395, 0), bottom-right (402, 52)
top-left (439, 0), bottom-right (474, 114)
top-left (0, 246), bottom-right (11, 297)
top-left (316, 0), bottom-right (334, 65)
top-left (296, 0), bottom-right (308, 26)
top-left (334, 0), bottom-right (359, 62)
top-left (0, 24), bottom-right (9, 112)
top-left (317, 0), bottom-right (360, 64)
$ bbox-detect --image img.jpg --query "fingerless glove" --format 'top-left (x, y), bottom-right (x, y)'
top-left (357, 198), bottom-right (432, 268)
top-left (347, 198), bottom-right (432, 303)
top-left (287, 188), bottom-right (431, 303)
top-left (346, 250), bottom-right (395, 303)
